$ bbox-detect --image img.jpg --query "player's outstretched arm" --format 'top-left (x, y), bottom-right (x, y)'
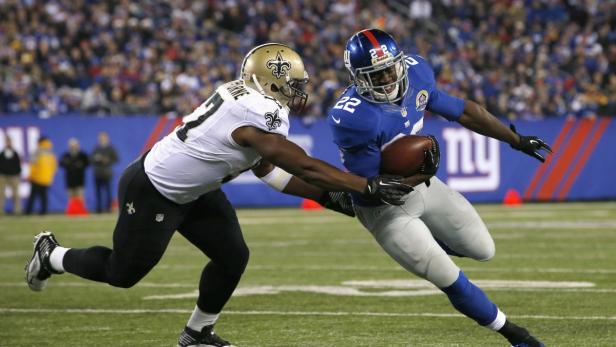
top-left (236, 126), bottom-right (366, 192)
top-left (252, 160), bottom-right (325, 199)
top-left (252, 160), bottom-right (355, 217)
top-left (458, 100), bottom-right (553, 162)
top-left (234, 126), bottom-right (413, 205)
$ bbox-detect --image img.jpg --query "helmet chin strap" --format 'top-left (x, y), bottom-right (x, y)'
top-left (251, 74), bottom-right (290, 108)
top-left (251, 74), bottom-right (266, 95)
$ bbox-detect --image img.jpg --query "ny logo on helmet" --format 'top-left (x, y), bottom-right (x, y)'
top-left (369, 45), bottom-right (392, 64)
top-left (265, 109), bottom-right (282, 130)
top-left (266, 52), bottom-right (291, 78)
top-left (343, 50), bottom-right (351, 69)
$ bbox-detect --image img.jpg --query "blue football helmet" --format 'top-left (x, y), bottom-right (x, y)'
top-left (344, 29), bottom-right (409, 104)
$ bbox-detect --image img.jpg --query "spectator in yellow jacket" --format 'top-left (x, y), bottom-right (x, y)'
top-left (26, 136), bottom-right (57, 215)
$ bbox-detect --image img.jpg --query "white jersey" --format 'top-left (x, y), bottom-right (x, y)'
top-left (144, 80), bottom-right (289, 204)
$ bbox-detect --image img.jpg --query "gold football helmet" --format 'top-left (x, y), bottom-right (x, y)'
top-left (240, 43), bottom-right (309, 113)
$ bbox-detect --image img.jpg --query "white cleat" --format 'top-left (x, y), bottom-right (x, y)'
top-left (25, 231), bottom-right (61, 291)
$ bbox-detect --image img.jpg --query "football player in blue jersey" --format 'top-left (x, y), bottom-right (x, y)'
top-left (328, 29), bottom-right (552, 347)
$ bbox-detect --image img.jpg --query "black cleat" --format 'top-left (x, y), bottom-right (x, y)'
top-left (177, 325), bottom-right (236, 347)
top-left (499, 320), bottom-right (545, 347)
top-left (512, 336), bottom-right (545, 347)
top-left (25, 231), bottom-right (63, 291)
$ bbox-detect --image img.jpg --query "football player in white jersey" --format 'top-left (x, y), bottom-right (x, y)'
top-left (24, 43), bottom-right (414, 347)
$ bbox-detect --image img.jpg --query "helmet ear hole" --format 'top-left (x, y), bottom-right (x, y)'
top-left (270, 84), bottom-right (280, 93)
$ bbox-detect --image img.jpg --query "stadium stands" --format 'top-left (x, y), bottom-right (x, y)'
top-left (1, 0), bottom-right (614, 119)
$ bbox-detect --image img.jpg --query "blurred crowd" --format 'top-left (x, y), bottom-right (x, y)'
top-left (0, 0), bottom-right (615, 120)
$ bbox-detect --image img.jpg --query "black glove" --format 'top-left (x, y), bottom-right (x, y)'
top-left (509, 124), bottom-right (553, 162)
top-left (318, 191), bottom-right (355, 217)
top-left (363, 175), bottom-right (414, 206)
top-left (420, 134), bottom-right (440, 176)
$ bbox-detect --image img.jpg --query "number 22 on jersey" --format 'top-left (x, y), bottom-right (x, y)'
top-left (176, 92), bottom-right (224, 142)
top-left (334, 96), bottom-right (361, 114)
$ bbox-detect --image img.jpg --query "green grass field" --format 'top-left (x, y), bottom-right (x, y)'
top-left (1, 202), bottom-right (616, 346)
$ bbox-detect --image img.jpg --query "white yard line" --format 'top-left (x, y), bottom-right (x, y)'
top-left (0, 203), bottom-right (614, 223)
top-left (480, 210), bottom-right (614, 218)
top-left (0, 282), bottom-right (196, 288)
top-left (4, 278), bottom-right (614, 295)
top-left (487, 220), bottom-right (616, 229)
top-left (475, 203), bottom-right (616, 211)
top-left (463, 267), bottom-right (616, 274)
top-left (2, 262), bottom-right (610, 274)
top-left (239, 217), bottom-right (348, 225)
top-left (1, 308), bottom-right (615, 321)
top-left (240, 218), bottom-right (616, 228)
top-left (259, 265), bottom-right (616, 274)
top-left (154, 264), bottom-right (616, 274)
top-left (4, 214), bottom-right (615, 227)
top-left (3, 219), bottom-right (615, 237)
top-left (141, 280), bottom-right (616, 300)
top-left (54, 326), bottom-right (112, 332)
top-left (0, 250), bottom-right (30, 258)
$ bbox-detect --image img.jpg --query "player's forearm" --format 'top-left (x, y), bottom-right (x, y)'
top-left (254, 159), bottom-right (354, 199)
top-left (281, 176), bottom-right (326, 200)
top-left (291, 158), bottom-right (367, 194)
top-left (241, 127), bottom-right (368, 194)
top-left (458, 100), bottom-right (519, 146)
top-left (264, 149), bottom-right (367, 193)
top-left (258, 139), bottom-right (368, 193)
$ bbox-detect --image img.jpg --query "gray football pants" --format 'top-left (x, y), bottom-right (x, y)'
top-left (355, 176), bottom-right (495, 288)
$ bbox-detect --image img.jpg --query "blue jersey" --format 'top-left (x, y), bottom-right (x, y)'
top-left (328, 55), bottom-right (465, 206)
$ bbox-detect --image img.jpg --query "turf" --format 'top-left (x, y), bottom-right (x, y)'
top-left (1, 202), bottom-right (616, 346)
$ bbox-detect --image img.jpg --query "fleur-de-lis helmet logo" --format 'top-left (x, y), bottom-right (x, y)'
top-left (265, 109), bottom-right (282, 130)
top-left (266, 52), bottom-right (291, 78)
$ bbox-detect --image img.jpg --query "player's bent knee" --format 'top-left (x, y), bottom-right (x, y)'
top-left (474, 238), bottom-right (495, 261)
top-left (480, 246), bottom-right (495, 262)
top-left (220, 245), bottom-right (250, 277)
top-left (235, 245), bottom-right (250, 273)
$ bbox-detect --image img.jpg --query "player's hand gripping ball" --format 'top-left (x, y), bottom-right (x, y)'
top-left (380, 135), bottom-right (440, 177)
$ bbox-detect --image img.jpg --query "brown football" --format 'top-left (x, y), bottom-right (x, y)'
top-left (380, 135), bottom-right (433, 177)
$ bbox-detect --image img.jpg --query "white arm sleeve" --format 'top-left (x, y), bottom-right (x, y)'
top-left (259, 166), bottom-right (293, 191)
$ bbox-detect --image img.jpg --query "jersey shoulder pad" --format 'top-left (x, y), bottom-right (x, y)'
top-left (405, 54), bottom-right (436, 86)
top-left (238, 90), bottom-right (289, 136)
top-left (328, 90), bottom-right (379, 131)
top-left (224, 82), bottom-right (283, 110)
top-left (328, 90), bottom-right (379, 149)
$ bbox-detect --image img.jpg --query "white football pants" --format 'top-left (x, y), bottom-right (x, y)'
top-left (354, 176), bottom-right (495, 288)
